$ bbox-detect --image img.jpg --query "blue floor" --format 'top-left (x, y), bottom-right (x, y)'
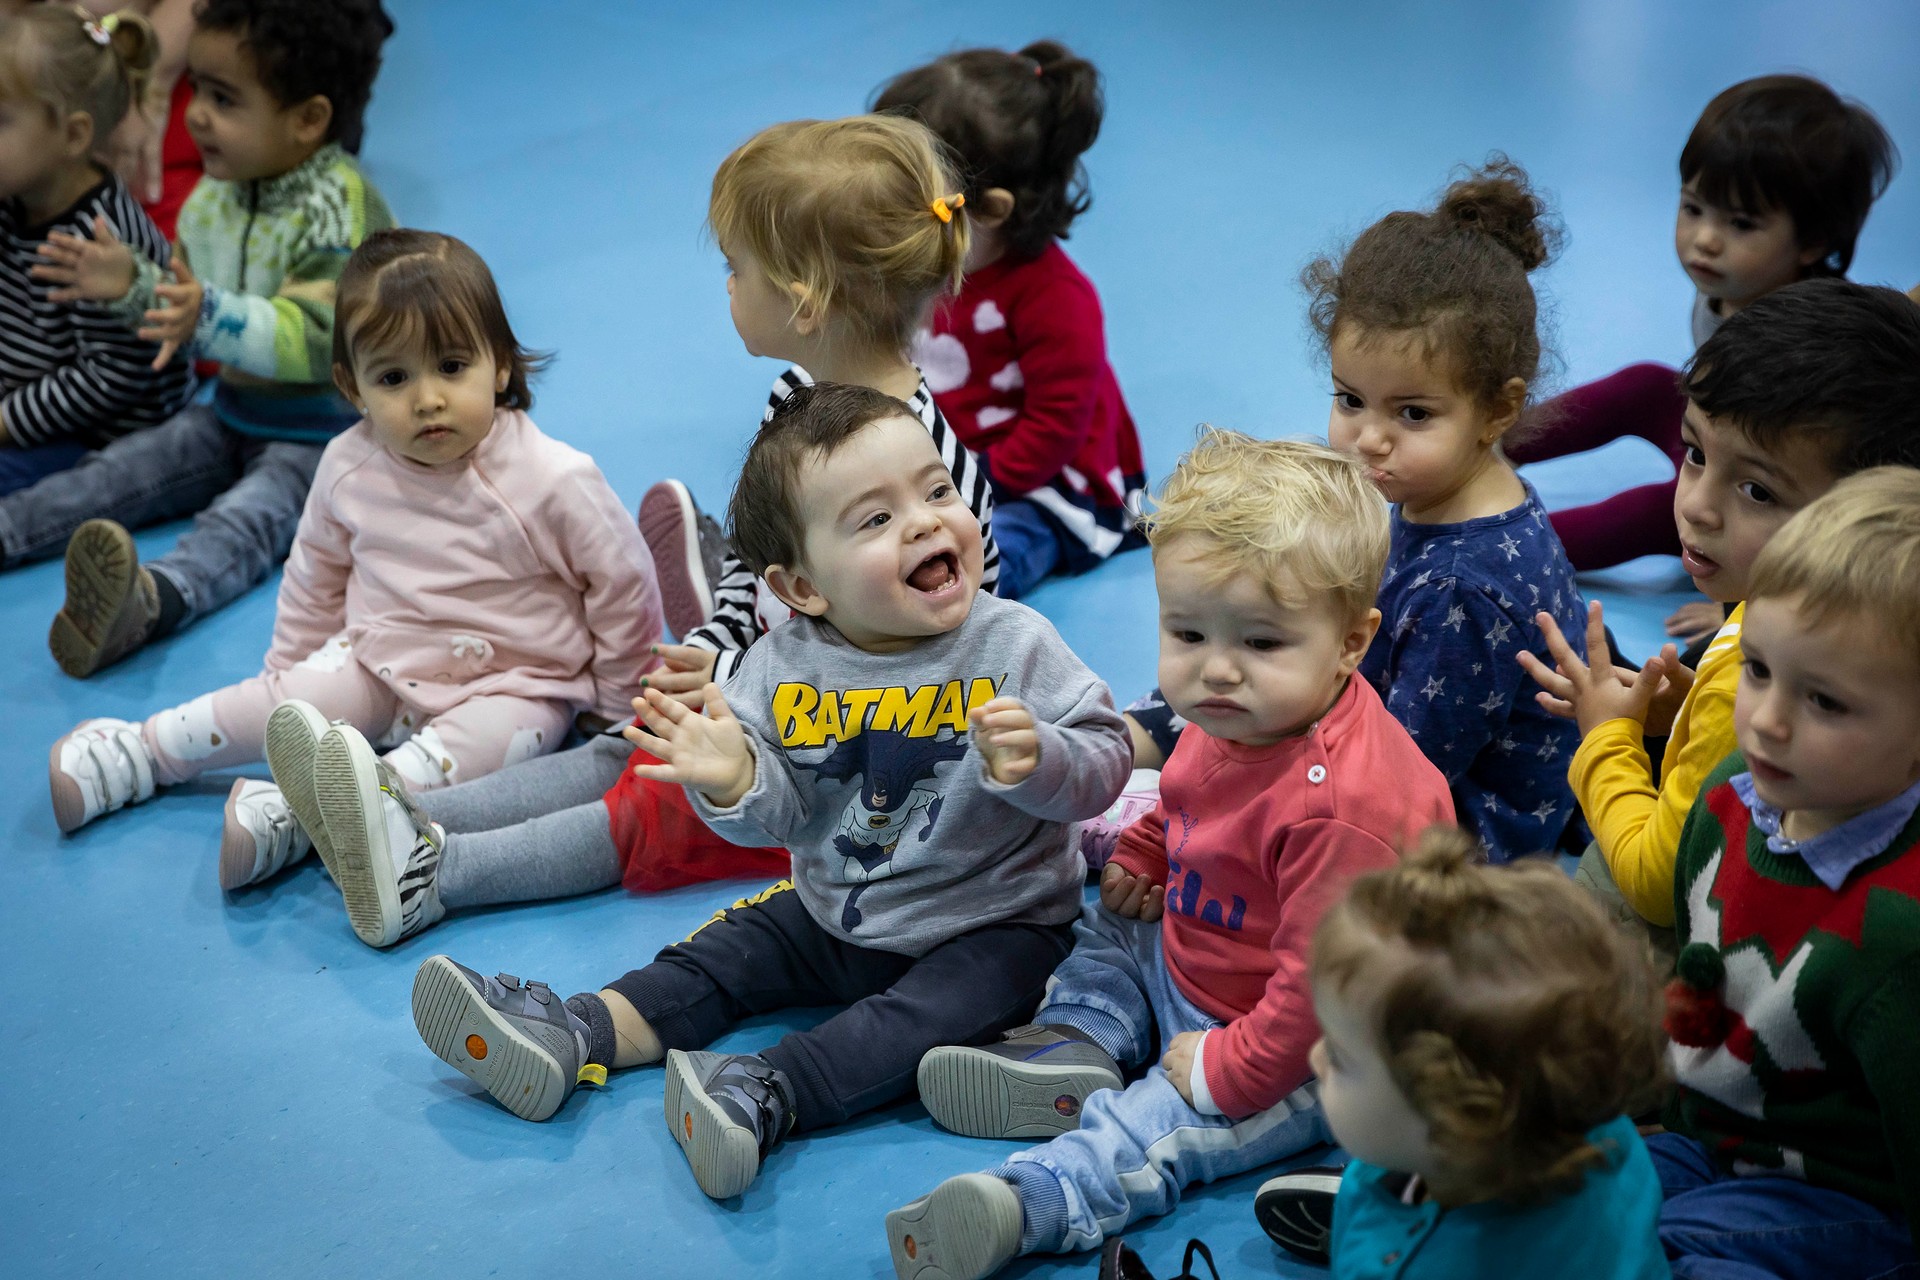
top-left (6, 2), bottom-right (1919, 1275)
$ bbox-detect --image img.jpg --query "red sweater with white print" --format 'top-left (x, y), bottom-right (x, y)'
top-left (913, 242), bottom-right (1146, 571)
top-left (1110, 677), bottom-right (1455, 1119)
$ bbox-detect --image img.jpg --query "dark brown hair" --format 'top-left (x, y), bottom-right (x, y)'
top-left (1679, 74), bottom-right (1897, 277)
top-left (873, 39), bottom-right (1102, 260)
top-left (332, 229), bottom-right (547, 411)
top-left (1685, 279), bottom-right (1920, 476)
top-left (1314, 826), bottom-right (1667, 1204)
top-left (1304, 157), bottom-right (1560, 414)
top-left (728, 382), bottom-right (919, 575)
top-left (194, 0), bottom-right (392, 150)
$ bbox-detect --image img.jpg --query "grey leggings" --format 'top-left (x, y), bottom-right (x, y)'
top-left (426, 732), bottom-right (630, 911)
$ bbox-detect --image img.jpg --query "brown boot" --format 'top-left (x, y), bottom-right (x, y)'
top-left (48, 520), bottom-right (160, 678)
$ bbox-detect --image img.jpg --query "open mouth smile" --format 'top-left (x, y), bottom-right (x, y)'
top-left (906, 549), bottom-right (962, 596)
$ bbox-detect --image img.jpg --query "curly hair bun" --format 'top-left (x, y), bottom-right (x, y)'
top-left (1437, 155), bottom-right (1557, 272)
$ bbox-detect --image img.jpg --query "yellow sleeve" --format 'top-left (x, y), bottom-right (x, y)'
top-left (1567, 624), bottom-right (1742, 926)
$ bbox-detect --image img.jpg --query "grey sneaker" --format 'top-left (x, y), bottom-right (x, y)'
top-left (49, 519), bottom-right (159, 678)
top-left (219, 779), bottom-right (314, 890)
top-left (886, 1173), bottom-right (1023, 1280)
top-left (411, 955), bottom-right (600, 1122)
top-left (264, 699), bottom-right (339, 877)
top-left (313, 723), bottom-right (445, 947)
top-left (1252, 1165), bottom-right (1344, 1265)
top-left (663, 1049), bottom-right (795, 1200)
top-left (638, 479), bottom-right (727, 639)
top-left (917, 1024), bottom-right (1123, 1138)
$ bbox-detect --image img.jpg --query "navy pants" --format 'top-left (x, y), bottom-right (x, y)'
top-left (604, 881), bottom-right (1074, 1132)
top-left (1650, 1131), bottom-right (1918, 1279)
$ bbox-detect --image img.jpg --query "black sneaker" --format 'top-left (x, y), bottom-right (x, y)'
top-left (664, 1050), bottom-right (795, 1198)
top-left (1099, 1237), bottom-right (1222, 1280)
top-left (1253, 1165), bottom-right (1344, 1266)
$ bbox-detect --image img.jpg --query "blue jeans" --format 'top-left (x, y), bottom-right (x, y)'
top-left (991, 498), bottom-right (1064, 600)
top-left (1649, 1131), bottom-right (1919, 1279)
top-left (0, 441), bottom-right (91, 497)
top-left (0, 401), bottom-right (321, 628)
top-left (991, 906), bottom-right (1330, 1256)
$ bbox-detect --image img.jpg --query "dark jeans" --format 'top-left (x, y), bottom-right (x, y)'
top-left (0, 440), bottom-right (90, 497)
top-left (1650, 1131), bottom-right (1920, 1279)
top-left (0, 401), bottom-right (321, 628)
top-left (992, 498), bottom-right (1066, 600)
top-left (605, 881), bottom-right (1074, 1132)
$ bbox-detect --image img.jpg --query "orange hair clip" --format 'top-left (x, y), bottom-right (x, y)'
top-left (931, 194), bottom-right (966, 224)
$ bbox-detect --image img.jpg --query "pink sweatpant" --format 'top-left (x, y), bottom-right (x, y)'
top-left (140, 636), bottom-right (574, 791)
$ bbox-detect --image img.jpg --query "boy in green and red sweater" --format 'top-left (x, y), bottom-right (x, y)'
top-left (1658, 467), bottom-right (1920, 1279)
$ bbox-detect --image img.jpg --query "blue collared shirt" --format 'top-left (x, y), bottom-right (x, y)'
top-left (1729, 772), bottom-right (1920, 891)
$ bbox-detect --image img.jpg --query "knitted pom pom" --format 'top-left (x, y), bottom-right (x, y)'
top-left (1664, 976), bottom-right (1734, 1048)
top-left (1674, 942), bottom-right (1727, 991)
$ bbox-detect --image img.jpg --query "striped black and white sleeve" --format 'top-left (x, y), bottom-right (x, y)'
top-left (682, 366), bottom-right (1002, 682)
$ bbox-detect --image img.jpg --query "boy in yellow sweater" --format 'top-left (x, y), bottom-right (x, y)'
top-left (1521, 280), bottom-right (1920, 947)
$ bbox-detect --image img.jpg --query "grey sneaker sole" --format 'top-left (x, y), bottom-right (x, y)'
top-left (263, 700), bottom-right (334, 880)
top-left (918, 1043), bottom-right (1121, 1139)
top-left (412, 956), bottom-right (570, 1122)
top-left (314, 727), bottom-right (402, 947)
top-left (886, 1173), bottom-right (1023, 1280)
top-left (664, 1049), bottom-right (761, 1199)
top-left (49, 520), bottom-right (153, 679)
top-left (638, 479), bottom-right (713, 639)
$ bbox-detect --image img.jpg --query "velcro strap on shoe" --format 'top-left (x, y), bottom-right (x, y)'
top-left (576, 1063), bottom-right (608, 1087)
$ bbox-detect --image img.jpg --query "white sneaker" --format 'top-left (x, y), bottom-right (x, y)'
top-left (219, 779), bottom-right (314, 891)
top-left (49, 718), bottom-right (157, 833)
top-left (314, 723), bottom-right (446, 948)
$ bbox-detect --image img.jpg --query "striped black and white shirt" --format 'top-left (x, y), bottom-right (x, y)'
top-left (685, 365), bottom-right (1001, 682)
top-left (1, 174), bottom-right (195, 449)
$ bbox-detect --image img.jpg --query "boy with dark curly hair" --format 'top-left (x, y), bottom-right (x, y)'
top-left (9, 0), bottom-right (395, 676)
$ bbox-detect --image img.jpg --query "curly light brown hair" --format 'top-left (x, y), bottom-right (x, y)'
top-left (1314, 826), bottom-right (1667, 1204)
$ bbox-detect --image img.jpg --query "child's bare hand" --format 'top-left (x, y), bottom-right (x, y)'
top-left (140, 254), bottom-right (200, 370)
top-left (623, 685), bottom-right (755, 807)
top-left (1099, 862), bottom-right (1165, 921)
top-left (969, 696), bottom-right (1039, 785)
top-left (32, 216), bottom-right (137, 302)
top-left (1642, 644), bottom-right (1695, 737)
top-left (1664, 599), bottom-right (1725, 643)
top-left (1161, 1030), bottom-right (1205, 1106)
top-left (640, 643), bottom-right (719, 710)
top-left (1517, 602), bottom-right (1663, 737)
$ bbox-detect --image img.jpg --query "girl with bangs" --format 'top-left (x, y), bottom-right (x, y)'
top-left (47, 230), bottom-right (665, 933)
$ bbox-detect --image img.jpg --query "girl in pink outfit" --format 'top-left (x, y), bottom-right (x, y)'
top-left (48, 230), bottom-right (664, 894)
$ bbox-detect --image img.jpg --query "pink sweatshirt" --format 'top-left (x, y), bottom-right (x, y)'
top-left (265, 408), bottom-right (662, 720)
top-left (1109, 676), bottom-right (1455, 1119)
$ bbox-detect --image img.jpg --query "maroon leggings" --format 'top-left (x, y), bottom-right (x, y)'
top-left (1507, 362), bottom-right (1687, 570)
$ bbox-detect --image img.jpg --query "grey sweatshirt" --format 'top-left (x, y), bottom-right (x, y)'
top-left (689, 592), bottom-right (1130, 957)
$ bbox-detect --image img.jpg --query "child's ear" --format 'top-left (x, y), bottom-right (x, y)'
top-left (1483, 378), bottom-right (1528, 443)
top-left (1336, 607), bottom-right (1382, 677)
top-left (62, 110), bottom-right (96, 160)
top-left (973, 187), bottom-right (1016, 230)
top-left (331, 363), bottom-right (362, 412)
top-left (289, 94), bottom-right (333, 149)
top-left (787, 281), bottom-right (821, 337)
top-left (1796, 240), bottom-right (1829, 270)
top-left (764, 563), bottom-right (829, 618)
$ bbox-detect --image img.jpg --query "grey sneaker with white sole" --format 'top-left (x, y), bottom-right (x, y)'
top-left (411, 955), bottom-right (601, 1122)
top-left (917, 1023), bottom-right (1124, 1138)
top-left (663, 1049), bottom-right (795, 1200)
top-left (886, 1172), bottom-right (1024, 1280)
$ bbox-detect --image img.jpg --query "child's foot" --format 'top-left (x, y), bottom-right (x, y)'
top-left (663, 1049), bottom-right (795, 1199)
top-left (312, 723), bottom-right (446, 947)
top-left (264, 699), bottom-right (339, 877)
top-left (219, 780), bottom-right (314, 890)
top-left (48, 718), bottom-right (156, 833)
top-left (411, 955), bottom-right (600, 1122)
top-left (1067, 767), bottom-right (1162, 872)
top-left (917, 1024), bottom-right (1123, 1138)
top-left (1252, 1165), bottom-right (1344, 1266)
top-left (49, 520), bottom-right (159, 678)
top-left (886, 1173), bottom-right (1023, 1280)
top-left (638, 478), bottom-right (727, 639)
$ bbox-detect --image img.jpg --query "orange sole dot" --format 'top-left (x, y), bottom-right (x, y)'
top-left (465, 1034), bottom-right (489, 1060)
top-left (683, 1113), bottom-right (694, 1140)
top-left (905, 1237), bottom-right (918, 1259)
